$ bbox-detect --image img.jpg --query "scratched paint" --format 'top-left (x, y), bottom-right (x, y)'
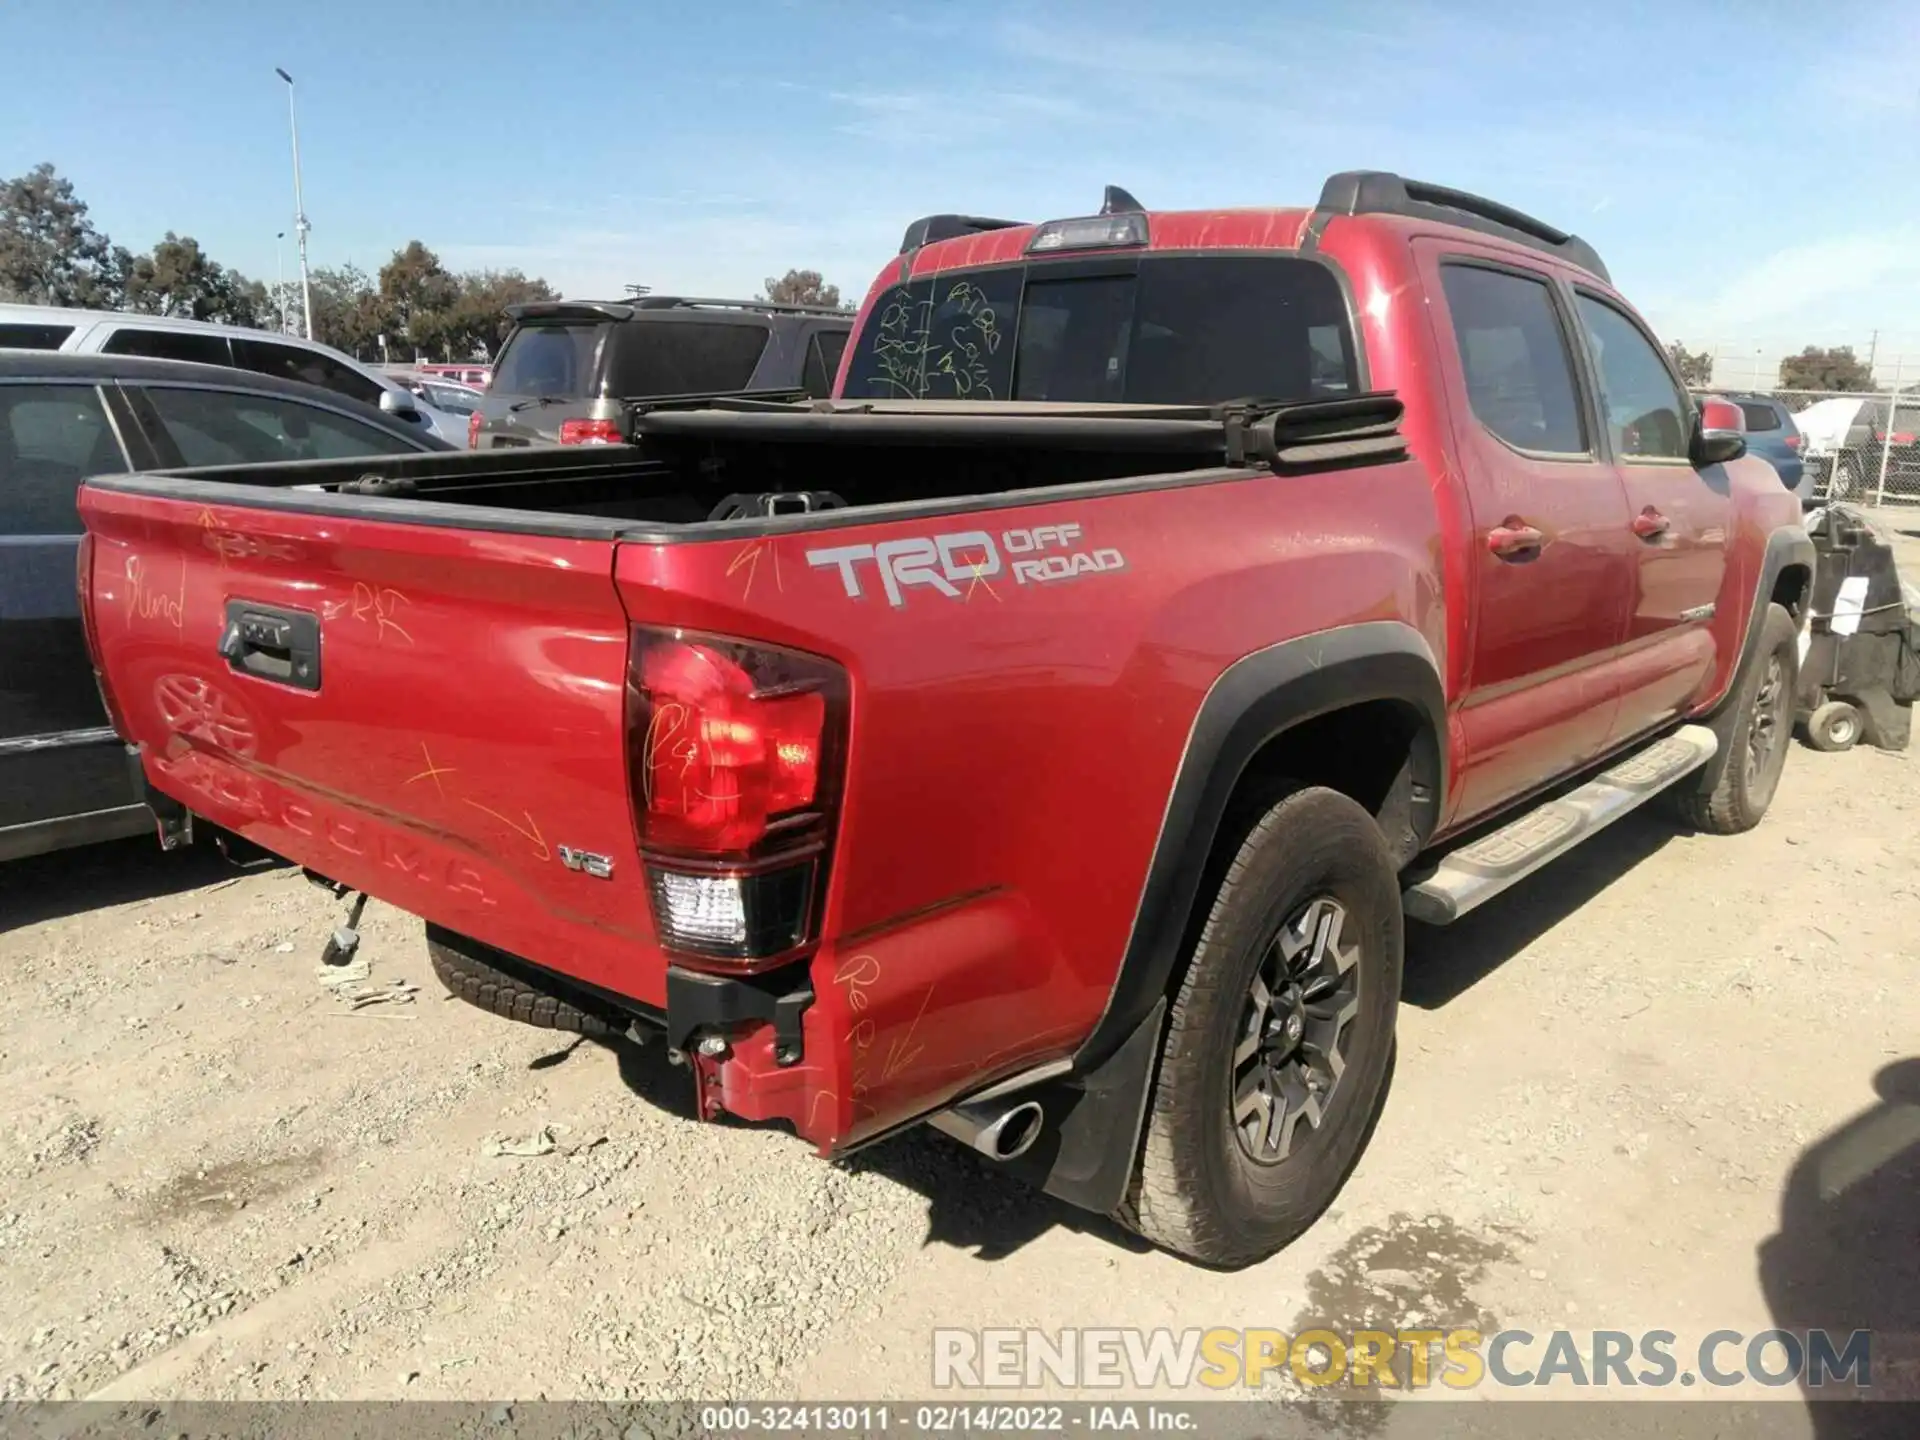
top-left (463, 798), bottom-right (550, 861)
top-left (125, 556), bottom-right (186, 631)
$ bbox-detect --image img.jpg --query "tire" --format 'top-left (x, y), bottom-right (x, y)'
top-left (1666, 603), bottom-right (1798, 835)
top-left (427, 929), bottom-right (618, 1038)
top-left (1805, 699), bottom-right (1861, 753)
top-left (1125, 784), bottom-right (1403, 1268)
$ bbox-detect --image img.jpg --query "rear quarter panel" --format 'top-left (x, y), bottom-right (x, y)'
top-left (618, 461), bottom-right (1443, 1145)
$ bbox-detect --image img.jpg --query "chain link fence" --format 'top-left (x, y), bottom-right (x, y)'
top-left (1769, 389), bottom-right (1920, 505)
top-left (1670, 340), bottom-right (1920, 505)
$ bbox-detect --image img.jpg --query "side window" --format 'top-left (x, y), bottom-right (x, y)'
top-left (0, 323), bottom-right (74, 349)
top-left (0, 384), bottom-right (129, 535)
top-left (101, 328), bottom-right (232, 367)
top-left (142, 386), bottom-right (421, 468)
top-left (1438, 264), bottom-right (1588, 456)
top-left (1738, 402), bottom-right (1782, 433)
top-left (800, 330), bottom-right (848, 397)
top-left (1574, 295), bottom-right (1688, 460)
top-left (230, 338), bottom-right (385, 408)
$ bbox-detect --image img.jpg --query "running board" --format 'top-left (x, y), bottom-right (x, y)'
top-left (1402, 724), bottom-right (1718, 925)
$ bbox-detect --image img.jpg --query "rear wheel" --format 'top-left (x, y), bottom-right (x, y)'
top-left (1124, 784), bottom-right (1401, 1268)
top-left (1666, 603), bottom-right (1798, 834)
top-left (1805, 699), bottom-right (1861, 753)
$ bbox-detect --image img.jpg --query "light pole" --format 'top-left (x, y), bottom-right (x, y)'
top-left (275, 66), bottom-right (315, 341)
top-left (275, 231), bottom-right (287, 334)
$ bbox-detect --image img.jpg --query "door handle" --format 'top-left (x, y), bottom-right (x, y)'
top-left (1632, 508), bottom-right (1671, 540)
top-left (220, 600), bottom-right (322, 691)
top-left (1486, 522), bottom-right (1545, 560)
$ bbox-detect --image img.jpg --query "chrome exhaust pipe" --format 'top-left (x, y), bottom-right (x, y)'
top-left (928, 1098), bottom-right (1046, 1162)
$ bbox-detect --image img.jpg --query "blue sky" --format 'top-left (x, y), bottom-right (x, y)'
top-left (6, 0), bottom-right (1920, 382)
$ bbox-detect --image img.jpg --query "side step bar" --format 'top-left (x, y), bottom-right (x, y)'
top-left (1403, 725), bottom-right (1718, 925)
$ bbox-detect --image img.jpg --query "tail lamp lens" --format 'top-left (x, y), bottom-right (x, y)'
top-left (467, 410), bottom-right (483, 449)
top-left (626, 628), bottom-right (847, 968)
top-left (558, 417), bottom-right (625, 445)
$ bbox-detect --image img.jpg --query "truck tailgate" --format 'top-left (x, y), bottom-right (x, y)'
top-left (78, 484), bottom-right (662, 1005)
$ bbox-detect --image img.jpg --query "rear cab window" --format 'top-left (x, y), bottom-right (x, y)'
top-left (840, 254), bottom-right (1357, 405)
top-left (1738, 402), bottom-right (1783, 433)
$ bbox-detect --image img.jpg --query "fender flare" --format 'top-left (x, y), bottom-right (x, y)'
top-left (1073, 620), bottom-right (1446, 1075)
top-left (1001, 622), bottom-right (1445, 1214)
top-left (1708, 524), bottom-right (1815, 721)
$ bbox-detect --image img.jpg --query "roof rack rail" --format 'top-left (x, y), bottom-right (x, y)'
top-left (1314, 171), bottom-right (1609, 282)
top-left (629, 295), bottom-right (848, 316)
top-left (898, 214), bottom-right (1027, 254)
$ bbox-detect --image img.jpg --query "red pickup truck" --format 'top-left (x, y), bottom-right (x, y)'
top-left (77, 171), bottom-right (1811, 1267)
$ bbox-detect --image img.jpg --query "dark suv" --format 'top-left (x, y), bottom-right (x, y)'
top-left (470, 296), bottom-right (852, 449)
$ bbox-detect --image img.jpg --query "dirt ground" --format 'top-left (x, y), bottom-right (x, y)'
top-left (3, 657), bottom-right (1918, 1427)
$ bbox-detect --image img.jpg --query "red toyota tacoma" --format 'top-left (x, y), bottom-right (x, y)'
top-left (77, 172), bottom-right (1811, 1267)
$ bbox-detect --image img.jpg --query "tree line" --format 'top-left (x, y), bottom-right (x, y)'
top-left (1667, 339), bottom-right (1894, 397)
top-left (0, 162), bottom-right (556, 362)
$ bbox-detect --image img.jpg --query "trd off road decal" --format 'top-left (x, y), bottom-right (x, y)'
top-left (806, 523), bottom-right (1126, 608)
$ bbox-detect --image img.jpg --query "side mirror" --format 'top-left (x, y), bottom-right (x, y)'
top-left (378, 389), bottom-right (420, 420)
top-left (1693, 396), bottom-right (1747, 466)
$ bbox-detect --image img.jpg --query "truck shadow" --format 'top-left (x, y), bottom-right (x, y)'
top-left (0, 834), bottom-right (252, 934)
top-left (607, 1036), bottom-right (1150, 1260)
top-left (1758, 1056), bottom-right (1920, 1435)
top-left (1402, 814), bottom-right (1676, 1008)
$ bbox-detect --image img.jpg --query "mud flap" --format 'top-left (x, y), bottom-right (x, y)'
top-left (1001, 997), bottom-right (1166, 1215)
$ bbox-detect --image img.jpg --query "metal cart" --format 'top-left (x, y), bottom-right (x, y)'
top-left (1792, 505), bottom-right (1920, 752)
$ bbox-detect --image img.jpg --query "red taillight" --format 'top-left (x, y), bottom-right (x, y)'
top-left (1784, 434), bottom-right (1802, 450)
top-left (626, 628), bottom-right (847, 968)
top-left (467, 410), bottom-right (482, 449)
top-left (75, 531), bottom-right (130, 738)
top-left (558, 417), bottom-right (624, 446)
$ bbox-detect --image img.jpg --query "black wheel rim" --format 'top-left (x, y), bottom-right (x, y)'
top-left (1230, 896), bottom-right (1361, 1165)
top-left (1746, 654), bottom-right (1786, 787)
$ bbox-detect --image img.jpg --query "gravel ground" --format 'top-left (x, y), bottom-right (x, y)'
top-left (2, 710), bottom-right (1917, 1423)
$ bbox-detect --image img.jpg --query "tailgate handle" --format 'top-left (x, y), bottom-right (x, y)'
top-left (219, 600), bottom-right (321, 691)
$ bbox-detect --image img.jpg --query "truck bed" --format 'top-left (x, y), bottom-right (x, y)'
top-left (76, 393), bottom-right (1422, 1157)
top-left (94, 396), bottom-right (1407, 539)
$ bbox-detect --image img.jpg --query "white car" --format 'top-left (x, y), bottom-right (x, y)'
top-left (1789, 396), bottom-right (1868, 459)
top-left (0, 303), bottom-right (466, 446)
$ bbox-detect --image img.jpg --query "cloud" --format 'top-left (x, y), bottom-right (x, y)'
top-left (1695, 231), bottom-right (1920, 329)
top-left (995, 17), bottom-right (1267, 80)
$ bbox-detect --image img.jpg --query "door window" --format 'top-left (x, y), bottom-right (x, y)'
top-left (1574, 296), bottom-right (1689, 460)
top-left (0, 384), bottom-right (129, 535)
top-left (142, 386), bottom-right (422, 467)
top-left (101, 327), bottom-right (232, 366)
top-left (1438, 264), bottom-right (1588, 456)
top-left (229, 337), bottom-right (386, 407)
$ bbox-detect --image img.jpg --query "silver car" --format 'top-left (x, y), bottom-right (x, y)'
top-left (0, 302), bottom-right (467, 446)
